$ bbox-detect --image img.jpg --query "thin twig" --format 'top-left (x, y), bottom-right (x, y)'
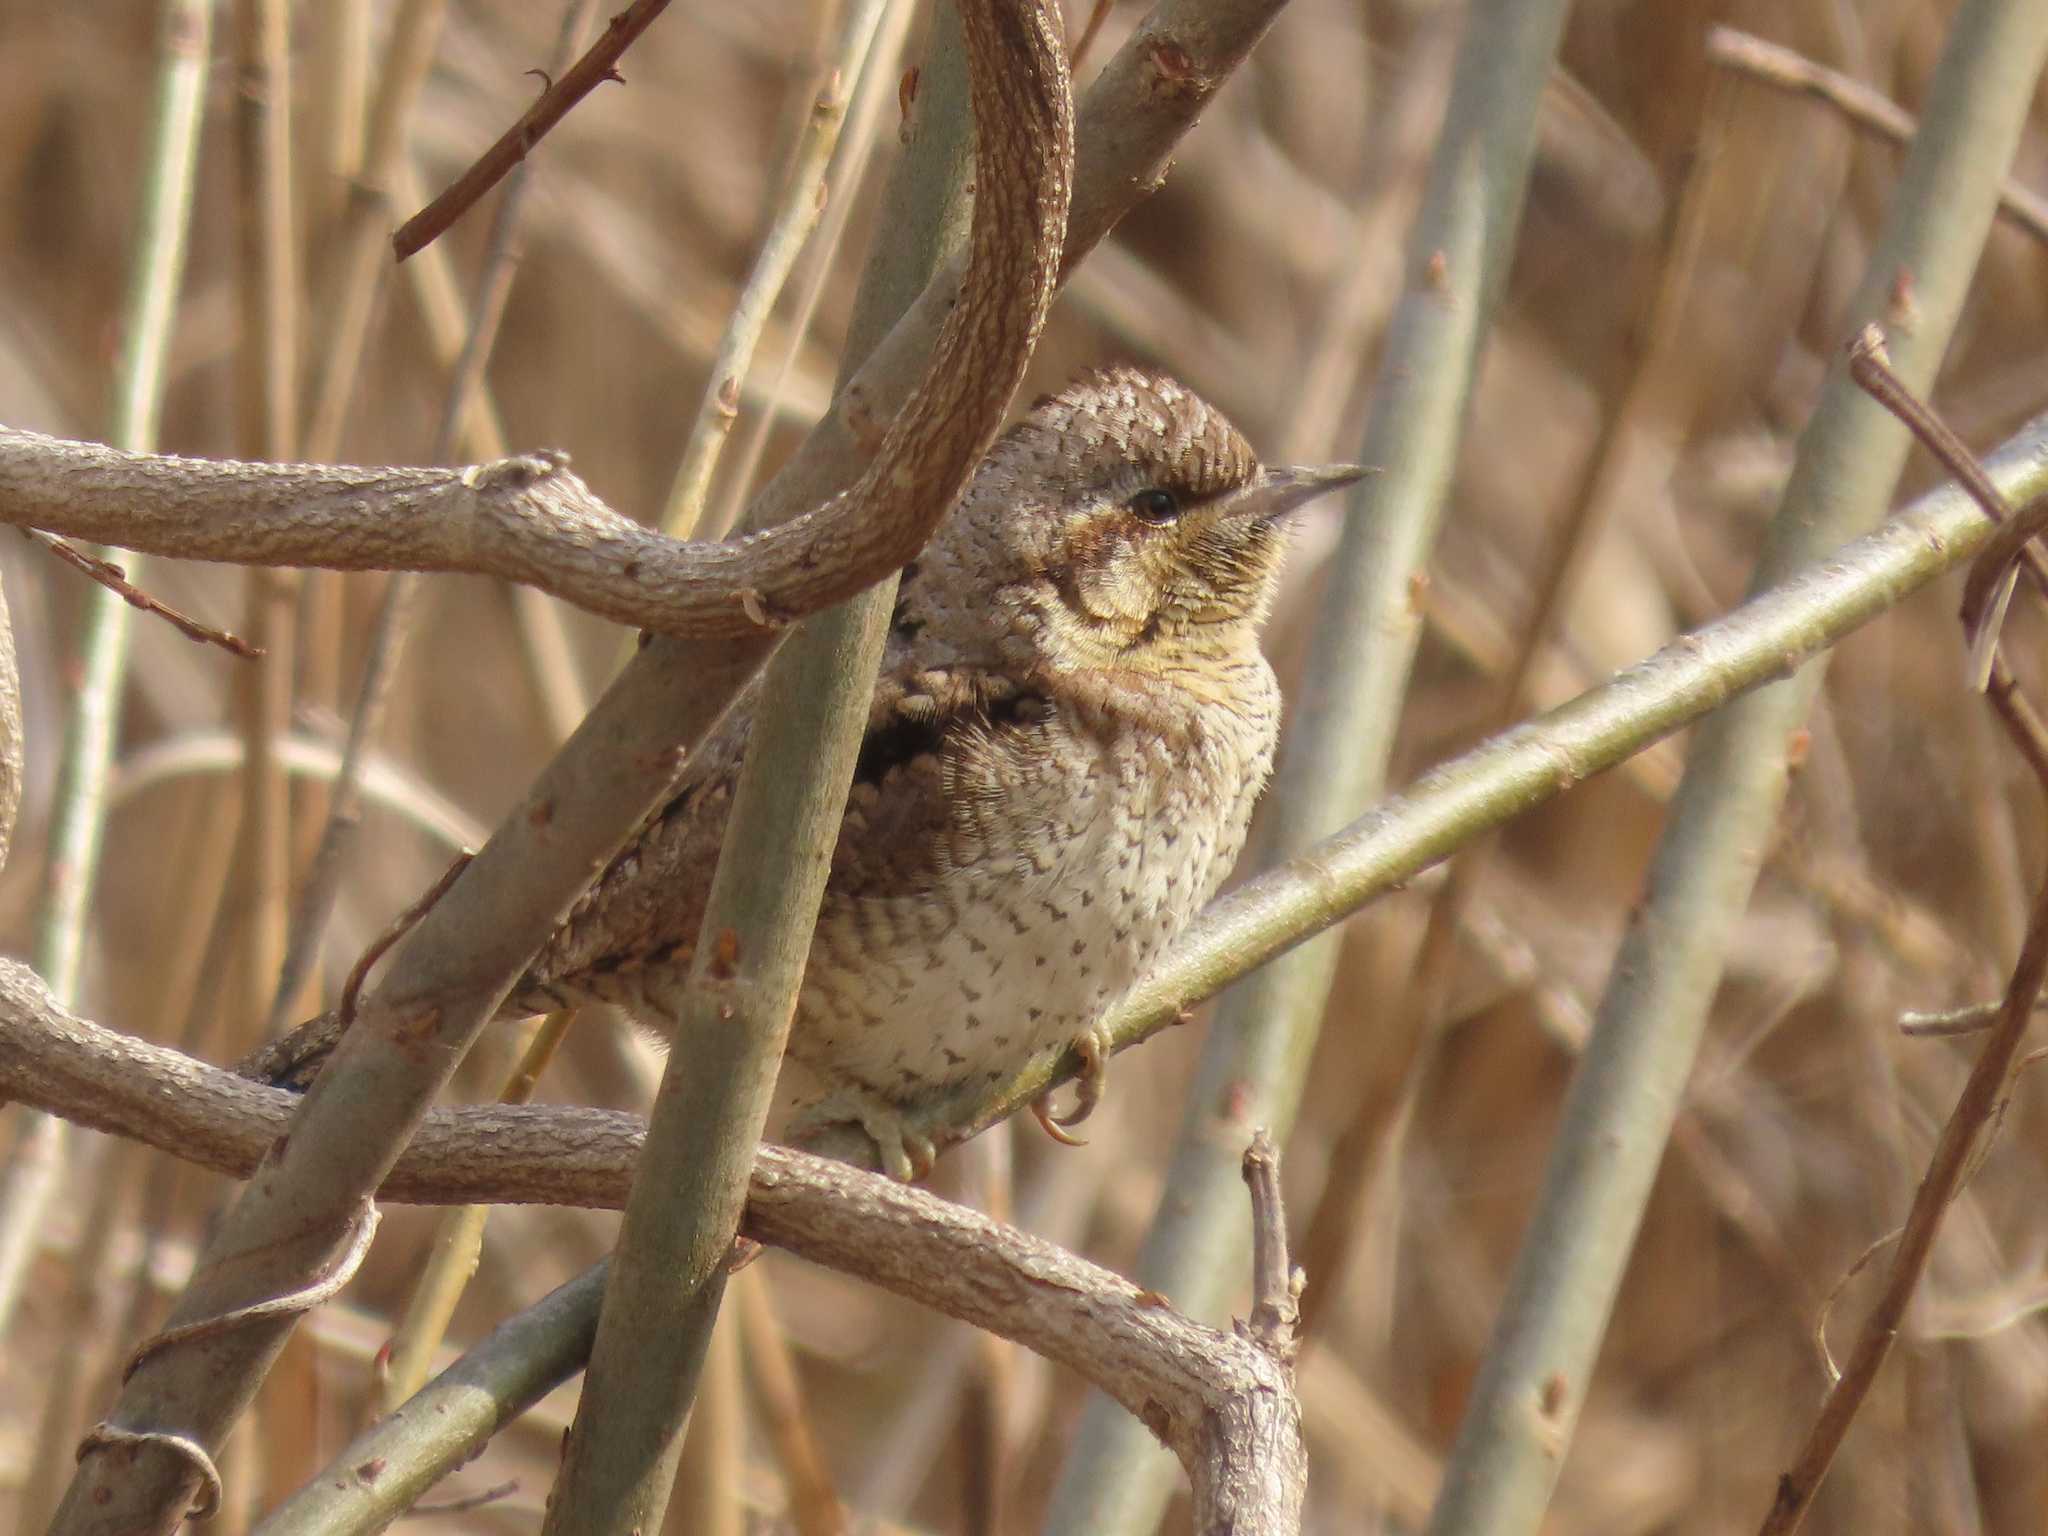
top-left (705, 0), bottom-right (921, 542)
top-left (385, 152), bottom-right (589, 741)
top-left (1763, 878), bottom-right (2048, 1532)
top-left (265, 0), bottom-right (599, 1041)
top-left (1418, 4), bottom-right (2048, 1530)
top-left (1706, 25), bottom-right (2048, 247)
top-left (1846, 327), bottom-right (2048, 675)
top-left (378, 1009), bottom-right (571, 1407)
top-left (735, 1270), bottom-right (847, 1536)
top-left (337, 852), bottom-right (472, 1028)
top-left (1068, 0), bottom-right (1114, 69)
top-left (110, 728), bottom-right (486, 850)
top-left (1295, 54), bottom-right (1718, 1336)
top-left (294, 0), bottom-right (448, 806)
top-left (303, 0), bottom-right (447, 461)
top-left (24, 531), bottom-right (259, 657)
top-left (407, 1480), bottom-right (520, 1516)
top-left (231, 0), bottom-right (302, 1049)
top-left (392, 0), bottom-right (670, 259)
top-left (1048, 0), bottom-right (1574, 1520)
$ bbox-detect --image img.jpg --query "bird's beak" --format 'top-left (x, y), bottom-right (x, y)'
top-left (1226, 463), bottom-right (1370, 524)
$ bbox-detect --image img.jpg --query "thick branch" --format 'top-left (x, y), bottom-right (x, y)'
top-left (0, 962), bottom-right (1300, 1532)
top-left (0, 428), bottom-right (899, 640)
top-left (1, 2), bottom-right (1101, 646)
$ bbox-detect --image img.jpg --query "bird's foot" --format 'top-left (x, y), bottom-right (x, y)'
top-left (794, 1084), bottom-right (936, 1183)
top-left (1030, 1026), bottom-right (1111, 1145)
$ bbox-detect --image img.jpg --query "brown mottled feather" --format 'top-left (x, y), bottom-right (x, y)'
top-left (249, 368), bottom-right (1361, 1171)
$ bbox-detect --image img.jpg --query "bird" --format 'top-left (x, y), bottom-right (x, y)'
top-left (252, 368), bottom-right (1362, 1178)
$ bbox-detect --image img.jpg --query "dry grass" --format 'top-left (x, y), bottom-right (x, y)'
top-left (2, 0), bottom-right (2047, 1531)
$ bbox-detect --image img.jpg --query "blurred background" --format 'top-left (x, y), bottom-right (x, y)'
top-left (2, 0), bottom-right (2047, 1531)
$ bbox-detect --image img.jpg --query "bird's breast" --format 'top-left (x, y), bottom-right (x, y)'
top-left (783, 681), bottom-right (1277, 1107)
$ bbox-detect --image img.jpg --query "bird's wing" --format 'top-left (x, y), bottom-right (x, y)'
top-left (830, 664), bottom-right (1050, 905)
top-left (513, 660), bottom-right (1044, 1010)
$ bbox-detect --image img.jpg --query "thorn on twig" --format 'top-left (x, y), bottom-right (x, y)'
top-left (27, 529), bottom-right (262, 658)
top-left (737, 587), bottom-right (780, 628)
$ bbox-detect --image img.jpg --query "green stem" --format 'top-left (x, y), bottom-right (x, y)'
top-left (0, 0), bottom-right (214, 1339)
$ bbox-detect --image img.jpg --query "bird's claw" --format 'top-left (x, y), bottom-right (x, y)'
top-left (1031, 1029), bottom-right (1110, 1145)
top-left (795, 1084), bottom-right (936, 1182)
top-left (1031, 1094), bottom-right (1088, 1146)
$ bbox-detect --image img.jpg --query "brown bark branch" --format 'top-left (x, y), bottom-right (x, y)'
top-left (0, 426), bottom-right (933, 641)
top-left (0, 961), bottom-right (1303, 1531)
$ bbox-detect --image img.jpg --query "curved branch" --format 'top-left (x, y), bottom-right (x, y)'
top-left (0, 961), bottom-right (1300, 1531)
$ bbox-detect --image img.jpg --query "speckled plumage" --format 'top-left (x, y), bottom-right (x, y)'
top-left (515, 368), bottom-right (1359, 1173)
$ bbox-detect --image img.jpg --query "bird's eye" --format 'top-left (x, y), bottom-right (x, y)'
top-left (1127, 487), bottom-right (1181, 525)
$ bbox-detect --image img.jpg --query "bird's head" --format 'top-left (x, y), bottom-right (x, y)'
top-left (896, 368), bottom-right (1364, 677)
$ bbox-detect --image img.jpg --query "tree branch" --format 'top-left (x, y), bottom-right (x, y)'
top-left (0, 426), bottom-right (928, 641)
top-left (0, 0), bottom-right (1280, 647)
top-left (0, 962), bottom-right (1302, 1534)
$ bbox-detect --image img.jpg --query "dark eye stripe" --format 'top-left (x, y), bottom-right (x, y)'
top-left (1127, 487), bottom-right (1181, 524)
